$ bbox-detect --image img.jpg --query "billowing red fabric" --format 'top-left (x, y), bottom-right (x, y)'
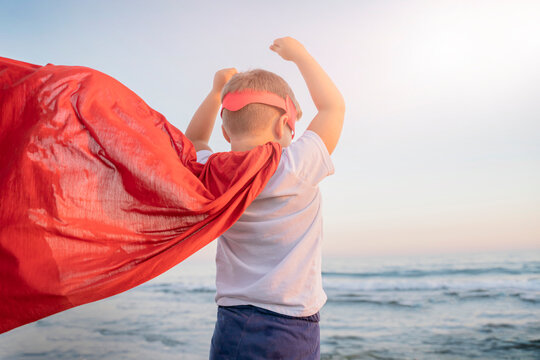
top-left (0, 57), bottom-right (281, 333)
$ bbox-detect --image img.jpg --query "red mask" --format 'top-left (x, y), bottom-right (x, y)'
top-left (221, 90), bottom-right (298, 139)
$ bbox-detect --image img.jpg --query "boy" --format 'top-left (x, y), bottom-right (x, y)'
top-left (185, 37), bottom-right (345, 359)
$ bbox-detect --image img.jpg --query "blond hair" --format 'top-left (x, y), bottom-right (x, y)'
top-left (221, 69), bottom-right (302, 136)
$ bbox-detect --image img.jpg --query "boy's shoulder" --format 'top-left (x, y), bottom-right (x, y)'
top-left (281, 130), bottom-right (334, 186)
top-left (197, 130), bottom-right (334, 188)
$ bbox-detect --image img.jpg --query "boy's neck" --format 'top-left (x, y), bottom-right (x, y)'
top-left (230, 134), bottom-right (275, 152)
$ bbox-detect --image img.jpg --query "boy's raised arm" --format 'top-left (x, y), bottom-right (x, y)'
top-left (185, 68), bottom-right (237, 152)
top-left (270, 37), bottom-right (345, 154)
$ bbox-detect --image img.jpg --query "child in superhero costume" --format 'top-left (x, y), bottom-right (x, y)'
top-left (185, 36), bottom-right (345, 359)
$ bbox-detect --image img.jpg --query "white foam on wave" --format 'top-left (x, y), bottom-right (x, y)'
top-left (322, 276), bottom-right (540, 293)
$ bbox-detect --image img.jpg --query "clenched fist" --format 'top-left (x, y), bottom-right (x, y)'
top-left (213, 68), bottom-right (237, 94)
top-left (269, 37), bottom-right (309, 62)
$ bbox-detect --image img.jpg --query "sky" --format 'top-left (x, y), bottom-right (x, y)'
top-left (1, 0), bottom-right (539, 257)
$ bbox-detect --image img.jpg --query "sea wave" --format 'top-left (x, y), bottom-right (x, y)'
top-left (139, 282), bottom-right (215, 294)
top-left (96, 328), bottom-right (185, 347)
top-left (326, 295), bottom-right (421, 308)
top-left (322, 278), bottom-right (540, 293)
top-left (322, 263), bottom-right (540, 279)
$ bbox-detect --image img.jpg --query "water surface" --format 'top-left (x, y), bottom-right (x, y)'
top-left (1, 250), bottom-right (538, 359)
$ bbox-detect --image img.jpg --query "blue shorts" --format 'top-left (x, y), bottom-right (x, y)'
top-left (209, 305), bottom-right (320, 360)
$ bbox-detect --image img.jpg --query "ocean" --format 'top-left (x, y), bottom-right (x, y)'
top-left (0, 249), bottom-right (539, 359)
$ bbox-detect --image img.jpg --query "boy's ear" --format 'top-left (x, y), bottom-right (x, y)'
top-left (274, 114), bottom-right (289, 140)
top-left (221, 125), bottom-right (231, 143)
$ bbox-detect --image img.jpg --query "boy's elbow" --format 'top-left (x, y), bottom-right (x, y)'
top-left (324, 95), bottom-right (345, 115)
top-left (329, 97), bottom-right (345, 123)
top-left (336, 94), bottom-right (346, 114)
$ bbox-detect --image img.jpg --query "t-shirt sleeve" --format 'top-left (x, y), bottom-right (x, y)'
top-left (285, 130), bottom-right (335, 186)
top-left (196, 149), bottom-right (213, 164)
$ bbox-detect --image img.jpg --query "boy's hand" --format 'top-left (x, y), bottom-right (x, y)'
top-left (269, 37), bottom-right (309, 62)
top-left (213, 68), bottom-right (237, 94)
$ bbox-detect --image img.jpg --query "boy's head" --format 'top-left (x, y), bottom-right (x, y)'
top-left (221, 69), bottom-right (302, 148)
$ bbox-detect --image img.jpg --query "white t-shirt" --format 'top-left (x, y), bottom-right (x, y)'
top-left (197, 130), bottom-right (334, 317)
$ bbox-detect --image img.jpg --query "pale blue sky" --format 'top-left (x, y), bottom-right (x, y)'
top-left (2, 0), bottom-right (539, 256)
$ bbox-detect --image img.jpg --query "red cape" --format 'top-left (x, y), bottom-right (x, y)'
top-left (0, 58), bottom-right (281, 333)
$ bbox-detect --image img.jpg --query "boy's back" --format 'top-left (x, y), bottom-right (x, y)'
top-left (198, 130), bottom-right (334, 316)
